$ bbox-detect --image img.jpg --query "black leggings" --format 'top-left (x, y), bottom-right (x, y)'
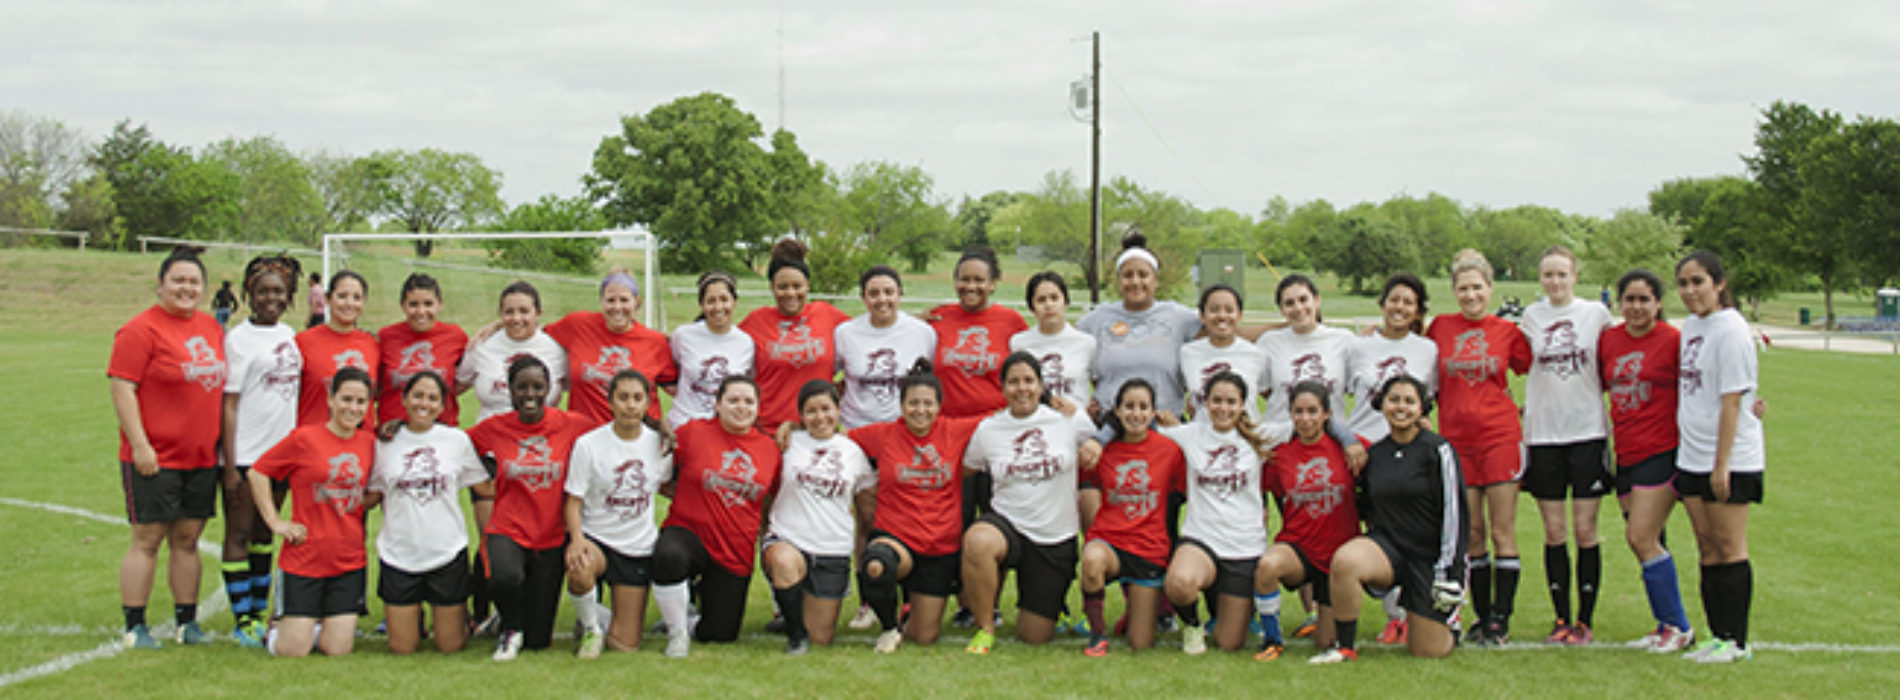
top-left (961, 472), bottom-right (994, 529)
top-left (485, 534), bottom-right (565, 650)
top-left (653, 526), bottom-right (751, 643)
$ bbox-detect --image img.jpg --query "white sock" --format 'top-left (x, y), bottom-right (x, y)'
top-left (655, 582), bottom-right (690, 637)
top-left (570, 587), bottom-right (601, 632)
top-left (1383, 588), bottom-right (1403, 621)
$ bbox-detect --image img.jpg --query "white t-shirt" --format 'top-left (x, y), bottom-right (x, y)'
top-left (224, 320), bottom-right (302, 465)
top-left (835, 314), bottom-right (936, 429)
top-left (1255, 325), bottom-right (1353, 445)
top-left (1178, 337), bottom-right (1269, 424)
top-left (565, 423), bottom-right (674, 556)
top-left (767, 431), bottom-right (874, 556)
top-left (964, 405), bottom-right (1096, 545)
top-left (1161, 421), bottom-right (1268, 559)
top-left (1344, 333), bottom-right (1439, 442)
top-left (369, 424), bottom-right (488, 572)
top-left (457, 330), bottom-right (568, 424)
top-left (1521, 298), bottom-right (1612, 444)
top-left (1010, 325), bottom-right (1097, 406)
top-left (1676, 309), bottom-right (1765, 474)
top-left (668, 321), bottom-right (755, 429)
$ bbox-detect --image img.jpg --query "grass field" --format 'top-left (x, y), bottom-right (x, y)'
top-left (2, 247), bottom-right (1898, 697)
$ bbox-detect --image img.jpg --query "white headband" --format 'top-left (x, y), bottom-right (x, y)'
top-left (1116, 248), bottom-right (1159, 273)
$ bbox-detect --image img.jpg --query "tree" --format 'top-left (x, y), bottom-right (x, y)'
top-left (56, 172), bottom-right (124, 249)
top-left (1268, 198), bottom-right (1335, 270)
top-left (1790, 114), bottom-right (1900, 323)
top-left (304, 150), bottom-right (383, 239)
top-left (996, 170), bottom-right (1090, 281)
top-left (1743, 101), bottom-right (1856, 327)
top-left (485, 195), bottom-right (607, 274)
top-left (836, 161), bottom-right (952, 274)
top-left (1579, 209), bottom-right (1683, 291)
top-left (1651, 176), bottom-right (1789, 318)
top-left (954, 190), bottom-right (1020, 251)
top-left (1468, 205), bottom-right (1566, 281)
top-left (202, 136), bottom-right (324, 245)
top-left (1378, 193), bottom-right (1470, 275)
top-left (90, 121), bottom-right (240, 247)
top-left (0, 111), bottom-right (88, 230)
top-left (1314, 207), bottom-right (1419, 294)
top-left (364, 148), bottom-right (504, 257)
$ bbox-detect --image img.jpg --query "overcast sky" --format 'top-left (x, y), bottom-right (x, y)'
top-left (7, 1), bottom-right (1900, 218)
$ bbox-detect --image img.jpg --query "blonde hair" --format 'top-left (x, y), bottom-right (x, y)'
top-left (1450, 248), bottom-right (1493, 286)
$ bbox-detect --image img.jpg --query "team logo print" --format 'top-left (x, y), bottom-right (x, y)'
top-left (315, 452), bottom-right (366, 515)
top-left (1039, 353), bottom-right (1075, 398)
top-left (1004, 428), bottom-right (1062, 481)
top-left (897, 444), bottom-right (953, 490)
top-left (583, 346), bottom-right (634, 394)
top-left (606, 459), bottom-right (653, 519)
top-left (1289, 353), bottom-right (1328, 392)
top-left (1608, 352), bottom-right (1650, 412)
top-left (692, 355), bottom-right (731, 400)
top-left (1679, 337), bottom-right (1706, 395)
top-left (1286, 456), bottom-right (1343, 517)
top-left (332, 348), bottom-right (369, 372)
top-left (179, 336), bottom-right (226, 391)
top-left (393, 445), bottom-right (452, 505)
top-left (769, 318), bottom-right (825, 367)
top-left (795, 447), bottom-right (853, 499)
top-left (505, 436), bottom-right (562, 492)
top-left (942, 327), bottom-right (997, 377)
top-left (705, 449), bottom-right (764, 507)
top-left (1537, 320), bottom-right (1589, 379)
top-left (1195, 444), bottom-right (1249, 498)
top-left (863, 348), bottom-right (903, 402)
top-left (1373, 356), bottom-right (1410, 390)
top-left (1106, 459), bottom-right (1159, 520)
top-left (264, 341), bottom-right (301, 399)
top-left (393, 341), bottom-right (436, 387)
top-left (1445, 328), bottom-right (1501, 386)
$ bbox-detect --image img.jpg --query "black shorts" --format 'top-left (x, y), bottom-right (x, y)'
top-left (1177, 538), bottom-right (1259, 599)
top-left (1103, 542), bottom-right (1165, 587)
top-left (869, 529), bottom-right (960, 598)
top-left (1363, 533), bottom-right (1453, 624)
top-left (1673, 469), bottom-right (1765, 504)
top-left (283, 569), bottom-right (367, 618)
top-left (589, 536), bottom-right (653, 588)
top-left (764, 535), bottom-right (851, 600)
top-left (1615, 449), bottom-right (1678, 496)
top-left (379, 552), bottom-right (470, 607)
top-left (976, 513), bottom-right (1077, 619)
top-left (1524, 440), bottom-right (1612, 500)
top-left (121, 463), bottom-right (217, 523)
top-left (1282, 543), bottom-right (1332, 607)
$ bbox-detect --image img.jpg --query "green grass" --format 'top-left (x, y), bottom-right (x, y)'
top-left (2, 247), bottom-right (1898, 696)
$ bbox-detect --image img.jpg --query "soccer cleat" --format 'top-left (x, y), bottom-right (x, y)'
top-left (1544, 620), bottom-right (1573, 645)
top-left (1626, 624), bottom-right (1666, 649)
top-left (492, 630), bottom-right (524, 662)
top-left (1463, 620), bottom-right (1490, 645)
top-left (1084, 634), bottom-right (1110, 657)
top-left (577, 628), bottom-right (604, 659)
top-left (1694, 639), bottom-right (1751, 663)
top-left (1377, 619), bottom-right (1407, 645)
top-left (1682, 638), bottom-right (1722, 662)
top-left (786, 638), bottom-right (810, 656)
top-left (174, 621), bottom-right (210, 646)
top-left (1308, 645), bottom-right (1358, 664)
top-left (849, 604), bottom-right (878, 630)
top-left (233, 618), bottom-right (267, 649)
top-left (1182, 625), bottom-right (1207, 655)
top-left (374, 619), bottom-right (388, 635)
top-left (1057, 611), bottom-right (1079, 636)
top-left (664, 631), bottom-right (691, 659)
top-left (875, 628), bottom-right (903, 654)
top-left (764, 612), bottom-right (787, 635)
top-left (123, 625), bottom-right (162, 650)
top-left (951, 607), bottom-right (977, 629)
top-left (1482, 619), bottom-right (1510, 646)
top-left (1253, 642), bottom-right (1284, 661)
top-left (1649, 625), bottom-right (1694, 654)
top-left (965, 628), bottom-right (995, 655)
top-left (471, 615), bottom-right (501, 638)
top-left (1292, 615), bottom-right (1319, 638)
top-left (1562, 622), bottom-right (1593, 646)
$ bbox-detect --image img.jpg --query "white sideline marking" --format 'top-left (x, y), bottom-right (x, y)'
top-left (0, 497), bottom-right (229, 689)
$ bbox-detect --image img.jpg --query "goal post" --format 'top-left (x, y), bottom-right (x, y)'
top-left (321, 230), bottom-right (659, 328)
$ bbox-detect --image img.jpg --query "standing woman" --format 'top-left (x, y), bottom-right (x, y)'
top-left (249, 368), bottom-right (376, 658)
top-left (1673, 251), bottom-right (1765, 664)
top-left (563, 370), bottom-right (673, 658)
top-left (110, 249), bottom-right (228, 649)
top-left (960, 352), bottom-right (1098, 654)
top-left (1179, 284), bottom-right (1267, 424)
top-left (930, 246), bottom-right (1029, 418)
top-left (219, 254), bottom-right (304, 646)
top-left (651, 376), bottom-right (783, 658)
top-left (1599, 269), bottom-right (1695, 652)
top-left (836, 265), bottom-right (937, 429)
top-left (668, 270), bottom-right (753, 429)
top-left (1077, 379), bottom-right (1184, 656)
top-left (1314, 375), bottom-right (1466, 663)
top-left (742, 238), bottom-right (851, 433)
top-left (467, 356), bottom-right (589, 661)
top-left (1254, 274), bottom-right (1353, 446)
top-left (1010, 271), bottom-right (1096, 407)
top-left (1076, 231), bottom-right (1200, 422)
top-left (548, 269), bottom-right (677, 425)
top-left (369, 371), bottom-right (487, 655)
top-left (306, 272), bottom-right (326, 329)
top-left (849, 359), bottom-right (986, 651)
top-left (1253, 382), bottom-right (1368, 661)
top-left (1425, 249), bottom-right (1530, 644)
top-left (1159, 372), bottom-right (1275, 655)
top-left (1519, 246), bottom-right (1615, 645)
top-left (376, 273), bottom-right (468, 428)
top-left (295, 271), bottom-right (379, 427)
top-left (763, 380), bottom-right (875, 654)
top-left (459, 281), bottom-right (568, 424)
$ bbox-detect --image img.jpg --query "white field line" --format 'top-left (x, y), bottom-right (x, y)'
top-left (0, 497), bottom-right (229, 689)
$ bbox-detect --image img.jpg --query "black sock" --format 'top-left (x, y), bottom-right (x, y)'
top-left (860, 573), bottom-right (899, 631)
top-left (773, 585), bottom-right (806, 642)
top-left (1731, 560), bottom-right (1752, 648)
top-left (1334, 619), bottom-right (1358, 650)
top-left (124, 606), bottom-right (146, 631)
top-left (1544, 544), bottom-right (1572, 624)
top-left (1494, 556), bottom-right (1521, 626)
top-left (1576, 545), bottom-right (1601, 627)
top-left (471, 549), bottom-right (491, 620)
top-left (1175, 601), bottom-right (1201, 628)
top-left (175, 603), bottom-right (196, 626)
top-left (1699, 564), bottom-right (1723, 642)
top-left (1469, 555), bottom-right (1494, 623)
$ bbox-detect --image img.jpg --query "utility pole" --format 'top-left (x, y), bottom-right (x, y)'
top-left (1088, 30), bottom-right (1102, 304)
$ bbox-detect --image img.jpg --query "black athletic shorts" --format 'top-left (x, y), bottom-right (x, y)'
top-left (379, 552), bottom-right (470, 606)
top-left (1524, 439), bottom-right (1612, 500)
top-left (764, 535), bottom-right (851, 600)
top-left (1282, 542), bottom-right (1332, 607)
top-left (1615, 449), bottom-right (1677, 496)
top-left (589, 536), bottom-right (653, 588)
top-left (1177, 538), bottom-right (1258, 599)
top-left (121, 463), bottom-right (217, 524)
top-left (867, 529), bottom-right (958, 597)
top-left (284, 568), bottom-right (367, 618)
top-left (1363, 533), bottom-right (1453, 624)
top-left (1673, 469), bottom-right (1764, 504)
top-left (1104, 542), bottom-right (1165, 587)
top-left (977, 513), bottom-right (1077, 620)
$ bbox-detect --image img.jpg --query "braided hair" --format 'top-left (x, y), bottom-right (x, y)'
top-left (241, 253), bottom-right (303, 307)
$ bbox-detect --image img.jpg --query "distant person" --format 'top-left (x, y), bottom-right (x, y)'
top-left (306, 272), bottom-right (326, 329)
top-left (212, 280), bottom-right (238, 326)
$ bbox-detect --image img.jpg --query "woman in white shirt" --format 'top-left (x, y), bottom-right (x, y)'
top-left (668, 271), bottom-right (754, 429)
top-left (1255, 274), bottom-right (1355, 448)
top-left (1179, 284), bottom-right (1267, 424)
top-left (763, 380), bottom-right (874, 654)
top-left (563, 369), bottom-right (673, 658)
top-left (1160, 371), bottom-right (1275, 654)
top-left (836, 266), bottom-right (937, 429)
top-left (1011, 271), bottom-right (1096, 407)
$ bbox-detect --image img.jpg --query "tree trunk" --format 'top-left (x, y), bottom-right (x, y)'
top-left (1822, 273), bottom-right (1835, 330)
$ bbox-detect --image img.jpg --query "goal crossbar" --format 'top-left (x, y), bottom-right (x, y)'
top-left (321, 231), bottom-right (658, 327)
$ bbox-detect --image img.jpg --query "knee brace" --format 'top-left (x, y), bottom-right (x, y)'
top-left (861, 542), bottom-right (901, 586)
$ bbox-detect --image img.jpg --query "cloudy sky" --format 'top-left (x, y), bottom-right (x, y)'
top-left (7, 0), bottom-right (1900, 218)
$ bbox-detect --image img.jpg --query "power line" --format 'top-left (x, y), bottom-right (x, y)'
top-left (1105, 71), bottom-right (1217, 205)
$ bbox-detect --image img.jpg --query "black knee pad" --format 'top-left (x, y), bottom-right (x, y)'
top-left (651, 531), bottom-right (692, 584)
top-left (861, 542), bottom-right (901, 585)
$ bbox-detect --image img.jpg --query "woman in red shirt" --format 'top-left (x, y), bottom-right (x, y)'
top-left (548, 269), bottom-right (677, 425)
top-left (249, 367), bottom-right (376, 657)
top-left (468, 356), bottom-right (589, 661)
top-left (109, 249), bottom-right (228, 650)
top-left (376, 273), bottom-right (468, 427)
top-left (1254, 382), bottom-right (1367, 660)
top-left (741, 239), bottom-right (850, 434)
top-left (296, 271), bottom-right (379, 428)
top-left (1078, 378), bottom-right (1184, 656)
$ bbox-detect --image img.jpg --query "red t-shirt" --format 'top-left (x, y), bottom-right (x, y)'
top-left (547, 311), bottom-right (677, 425)
top-left (1087, 432), bottom-right (1185, 569)
top-left (928, 304), bottom-right (1029, 418)
top-left (1426, 313), bottom-right (1530, 449)
top-left (663, 419), bottom-right (782, 576)
top-left (1265, 434), bottom-right (1367, 573)
top-left (296, 325), bottom-right (381, 428)
top-left (1599, 321), bottom-right (1680, 466)
top-left (469, 408), bottom-right (588, 550)
top-left (740, 302), bottom-right (850, 433)
top-left (108, 306), bottom-right (227, 469)
top-left (376, 321), bottom-right (468, 427)
top-left (252, 424), bottom-right (373, 578)
top-left (849, 416), bottom-right (984, 557)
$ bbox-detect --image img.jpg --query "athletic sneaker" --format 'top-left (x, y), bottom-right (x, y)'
top-left (1463, 620), bottom-right (1489, 645)
top-left (1308, 645), bottom-right (1358, 664)
top-left (233, 618), bottom-right (267, 649)
top-left (1156, 614), bottom-right (1179, 634)
top-left (849, 604), bottom-right (878, 630)
top-left (1057, 611), bottom-right (1079, 636)
top-left (1694, 639), bottom-right (1751, 664)
top-left (1544, 620), bottom-right (1573, 644)
top-left (965, 629), bottom-right (995, 655)
top-left (664, 631), bottom-right (691, 659)
top-left (764, 612), bottom-right (787, 635)
top-left (374, 619), bottom-right (388, 635)
top-left (875, 628), bottom-right (903, 654)
top-left (1084, 634), bottom-right (1110, 657)
top-left (492, 630), bottom-right (524, 662)
top-left (1253, 642), bottom-right (1284, 661)
top-left (123, 624), bottom-right (162, 650)
top-left (1682, 638), bottom-right (1723, 662)
top-left (1626, 624), bottom-right (1667, 649)
top-left (1182, 625), bottom-right (1207, 655)
top-left (1292, 615), bottom-right (1319, 638)
top-left (1377, 619), bottom-right (1408, 645)
top-left (174, 620), bottom-right (210, 645)
top-left (1481, 619), bottom-right (1510, 646)
top-left (578, 628), bottom-right (604, 659)
top-left (786, 638), bottom-right (810, 656)
top-left (951, 607), bottom-right (977, 629)
top-left (1649, 625), bottom-right (1695, 654)
top-left (1562, 622), bottom-right (1593, 646)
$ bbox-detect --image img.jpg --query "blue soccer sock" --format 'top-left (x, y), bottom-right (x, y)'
top-left (1640, 552), bottom-right (1691, 632)
top-left (221, 559), bottom-right (253, 620)
top-left (1254, 591), bottom-right (1283, 645)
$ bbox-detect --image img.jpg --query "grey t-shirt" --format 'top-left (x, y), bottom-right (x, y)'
top-left (1076, 300), bottom-right (1202, 415)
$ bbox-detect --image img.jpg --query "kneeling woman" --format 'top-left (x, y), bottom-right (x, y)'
top-left (1316, 375), bottom-right (1467, 663)
top-left (764, 380), bottom-right (875, 654)
top-left (1254, 381), bottom-right (1367, 660)
top-left (250, 368), bottom-right (376, 657)
top-left (563, 370), bottom-right (673, 658)
top-left (961, 352), bottom-right (1098, 654)
top-left (651, 376), bottom-right (782, 658)
top-left (1161, 371), bottom-right (1274, 655)
top-left (1078, 379), bottom-right (1184, 656)
top-left (370, 371), bottom-right (488, 655)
